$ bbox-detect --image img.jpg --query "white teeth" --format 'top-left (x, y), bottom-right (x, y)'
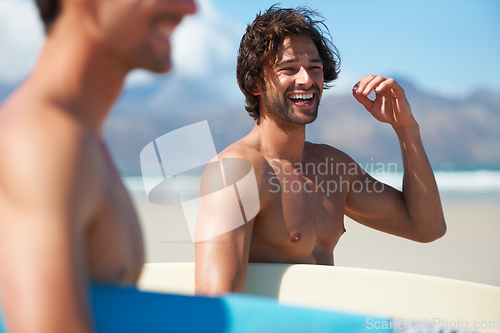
top-left (156, 27), bottom-right (173, 38)
top-left (289, 93), bottom-right (313, 100)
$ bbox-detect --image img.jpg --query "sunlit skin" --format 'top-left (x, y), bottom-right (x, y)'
top-left (195, 34), bottom-right (446, 296)
top-left (0, 0), bottom-right (195, 332)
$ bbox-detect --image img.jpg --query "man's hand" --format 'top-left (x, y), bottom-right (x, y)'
top-left (347, 75), bottom-right (446, 243)
top-left (352, 75), bottom-right (415, 129)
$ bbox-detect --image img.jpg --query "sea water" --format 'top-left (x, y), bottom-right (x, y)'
top-left (123, 169), bottom-right (500, 204)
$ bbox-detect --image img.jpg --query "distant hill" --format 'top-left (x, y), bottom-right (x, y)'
top-left (307, 78), bottom-right (500, 170)
top-left (1, 77), bottom-right (498, 175)
top-left (103, 77), bottom-right (500, 175)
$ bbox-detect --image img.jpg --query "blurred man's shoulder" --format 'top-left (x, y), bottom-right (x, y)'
top-left (1, 103), bottom-right (86, 149)
top-left (0, 95), bottom-right (101, 183)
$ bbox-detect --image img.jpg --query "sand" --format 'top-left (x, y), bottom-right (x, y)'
top-left (134, 199), bottom-right (500, 287)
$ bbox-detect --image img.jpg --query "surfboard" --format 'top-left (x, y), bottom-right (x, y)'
top-left (0, 283), bottom-right (391, 333)
top-left (138, 263), bottom-right (500, 333)
top-left (1, 264), bottom-right (497, 332)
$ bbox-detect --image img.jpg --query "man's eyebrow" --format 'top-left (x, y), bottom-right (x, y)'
top-left (310, 58), bottom-right (323, 64)
top-left (275, 58), bottom-right (323, 67)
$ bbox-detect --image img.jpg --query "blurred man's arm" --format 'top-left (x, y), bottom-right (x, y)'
top-left (0, 123), bottom-right (98, 332)
top-left (346, 75), bottom-right (446, 242)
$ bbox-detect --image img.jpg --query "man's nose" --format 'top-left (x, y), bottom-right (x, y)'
top-left (296, 67), bottom-right (314, 89)
top-left (169, 0), bottom-right (197, 17)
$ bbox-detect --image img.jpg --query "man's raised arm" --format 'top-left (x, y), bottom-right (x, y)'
top-left (346, 75), bottom-right (446, 242)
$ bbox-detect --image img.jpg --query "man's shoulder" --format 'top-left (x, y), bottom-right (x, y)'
top-left (219, 140), bottom-right (258, 156)
top-left (304, 141), bottom-right (355, 163)
top-left (1, 107), bottom-right (89, 161)
top-left (217, 139), bottom-right (271, 172)
top-left (304, 142), bottom-right (368, 179)
top-left (201, 139), bottom-right (273, 196)
top-left (0, 101), bottom-right (102, 200)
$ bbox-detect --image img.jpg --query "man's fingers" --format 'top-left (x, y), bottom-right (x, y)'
top-left (353, 75), bottom-right (385, 95)
top-left (352, 86), bottom-right (374, 111)
top-left (352, 75), bottom-right (382, 110)
top-left (353, 74), bottom-right (375, 95)
top-left (375, 78), bottom-right (404, 96)
top-left (353, 75), bottom-right (407, 111)
top-left (361, 75), bottom-right (386, 96)
top-left (355, 76), bottom-right (404, 97)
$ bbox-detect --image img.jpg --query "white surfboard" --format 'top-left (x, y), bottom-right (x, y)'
top-left (139, 263), bottom-right (500, 333)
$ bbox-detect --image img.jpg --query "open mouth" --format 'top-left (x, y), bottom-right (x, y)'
top-left (154, 25), bottom-right (175, 43)
top-left (153, 16), bottom-right (182, 42)
top-left (155, 26), bottom-right (174, 39)
top-left (287, 92), bottom-right (315, 106)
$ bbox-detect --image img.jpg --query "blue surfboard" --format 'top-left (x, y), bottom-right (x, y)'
top-left (1, 283), bottom-right (389, 332)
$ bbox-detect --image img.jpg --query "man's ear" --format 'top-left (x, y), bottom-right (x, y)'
top-left (250, 80), bottom-right (263, 96)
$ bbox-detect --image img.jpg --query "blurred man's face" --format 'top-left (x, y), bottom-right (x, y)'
top-left (96, 0), bottom-right (196, 73)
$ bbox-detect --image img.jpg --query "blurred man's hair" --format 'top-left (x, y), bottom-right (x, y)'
top-left (36, 0), bottom-right (60, 33)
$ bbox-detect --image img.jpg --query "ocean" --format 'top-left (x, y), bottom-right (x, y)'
top-left (123, 169), bottom-right (500, 204)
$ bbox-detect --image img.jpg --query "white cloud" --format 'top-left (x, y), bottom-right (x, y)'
top-left (0, 0), bottom-right (243, 92)
top-left (171, 0), bottom-right (242, 76)
top-left (0, 0), bottom-right (44, 83)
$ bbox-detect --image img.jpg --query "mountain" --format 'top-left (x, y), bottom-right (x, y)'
top-left (1, 76), bottom-right (498, 175)
top-left (104, 77), bottom-right (500, 175)
top-left (306, 78), bottom-right (500, 170)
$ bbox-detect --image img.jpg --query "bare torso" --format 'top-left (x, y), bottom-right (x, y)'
top-left (238, 141), bottom-right (349, 265)
top-left (0, 96), bottom-right (144, 286)
top-left (85, 142), bottom-right (145, 284)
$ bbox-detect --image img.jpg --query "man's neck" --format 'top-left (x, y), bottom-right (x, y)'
top-left (252, 115), bottom-right (306, 164)
top-left (27, 20), bottom-right (128, 134)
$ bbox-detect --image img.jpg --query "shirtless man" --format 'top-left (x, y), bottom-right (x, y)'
top-left (0, 0), bottom-right (195, 331)
top-left (195, 6), bottom-right (446, 295)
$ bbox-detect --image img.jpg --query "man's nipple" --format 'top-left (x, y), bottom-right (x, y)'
top-left (290, 232), bottom-right (301, 243)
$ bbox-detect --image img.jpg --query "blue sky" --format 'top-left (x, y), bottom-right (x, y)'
top-left (212, 0), bottom-right (500, 97)
top-left (0, 0), bottom-right (499, 99)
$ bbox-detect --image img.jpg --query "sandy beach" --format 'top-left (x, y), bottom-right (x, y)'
top-left (134, 199), bottom-right (500, 288)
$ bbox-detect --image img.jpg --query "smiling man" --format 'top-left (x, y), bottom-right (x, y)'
top-left (195, 6), bottom-right (446, 296)
top-left (0, 0), bottom-right (195, 331)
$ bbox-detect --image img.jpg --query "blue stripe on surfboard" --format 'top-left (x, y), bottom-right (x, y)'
top-left (222, 293), bottom-right (385, 333)
top-left (91, 284), bottom-right (228, 332)
top-left (92, 284), bottom-right (391, 333)
top-left (0, 306), bottom-right (4, 333)
top-left (1, 283), bottom-right (391, 332)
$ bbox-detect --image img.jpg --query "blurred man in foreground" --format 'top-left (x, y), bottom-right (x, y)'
top-left (0, 0), bottom-right (195, 331)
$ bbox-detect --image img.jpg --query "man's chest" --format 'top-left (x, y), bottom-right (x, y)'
top-left (86, 153), bottom-right (145, 284)
top-left (255, 169), bottom-right (347, 254)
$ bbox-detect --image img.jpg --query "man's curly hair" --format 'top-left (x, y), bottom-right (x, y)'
top-left (35, 0), bottom-right (60, 33)
top-left (236, 5), bottom-right (341, 120)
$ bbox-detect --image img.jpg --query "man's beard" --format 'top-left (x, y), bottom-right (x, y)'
top-left (262, 86), bottom-right (320, 126)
